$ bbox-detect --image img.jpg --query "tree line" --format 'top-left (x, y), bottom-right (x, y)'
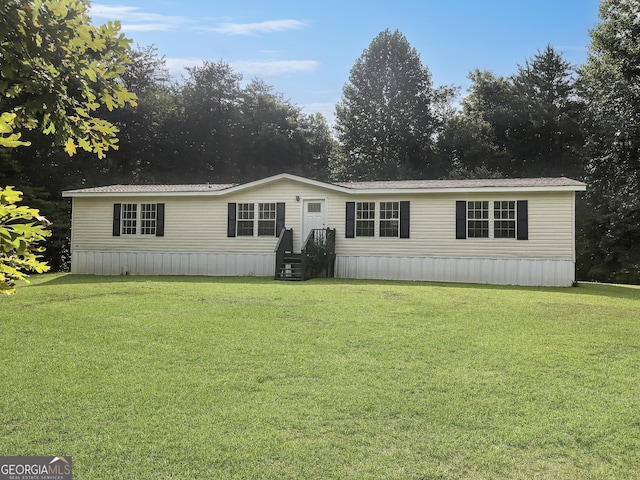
top-left (2, 0), bottom-right (639, 284)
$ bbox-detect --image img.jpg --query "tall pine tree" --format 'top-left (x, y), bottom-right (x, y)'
top-left (442, 47), bottom-right (583, 179)
top-left (510, 45), bottom-right (584, 177)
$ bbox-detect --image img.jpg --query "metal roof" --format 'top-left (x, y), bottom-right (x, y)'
top-left (62, 174), bottom-right (586, 197)
top-left (63, 183), bottom-right (237, 194)
top-left (335, 177), bottom-right (587, 189)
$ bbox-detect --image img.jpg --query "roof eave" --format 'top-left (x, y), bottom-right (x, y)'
top-left (343, 184), bottom-right (587, 194)
top-left (62, 189), bottom-right (231, 198)
top-left (218, 173), bottom-right (353, 195)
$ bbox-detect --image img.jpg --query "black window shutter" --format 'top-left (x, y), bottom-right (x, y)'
top-left (227, 203), bottom-right (236, 237)
top-left (456, 201), bottom-right (467, 239)
top-left (113, 203), bottom-right (121, 236)
top-left (517, 200), bottom-right (528, 240)
top-left (400, 201), bottom-right (410, 238)
top-left (156, 203), bottom-right (165, 237)
top-left (345, 202), bottom-right (355, 238)
top-left (276, 202), bottom-right (285, 236)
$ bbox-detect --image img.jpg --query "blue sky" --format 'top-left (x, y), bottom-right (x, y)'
top-left (89, 0), bottom-right (601, 124)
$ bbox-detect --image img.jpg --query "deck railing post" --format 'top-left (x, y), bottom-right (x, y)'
top-left (274, 228), bottom-right (293, 279)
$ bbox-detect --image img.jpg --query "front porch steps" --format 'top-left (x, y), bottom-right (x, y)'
top-left (275, 252), bottom-right (303, 281)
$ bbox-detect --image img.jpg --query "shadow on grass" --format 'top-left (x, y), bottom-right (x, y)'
top-left (28, 272), bottom-right (276, 287)
top-left (27, 273), bottom-right (640, 301)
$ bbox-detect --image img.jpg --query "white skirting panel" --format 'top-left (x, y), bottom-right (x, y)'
top-left (71, 251), bottom-right (575, 286)
top-left (71, 250), bottom-right (275, 277)
top-left (335, 255), bottom-right (576, 287)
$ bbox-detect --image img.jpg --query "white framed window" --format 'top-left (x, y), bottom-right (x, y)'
top-left (379, 202), bottom-right (399, 237)
top-left (494, 201), bottom-right (516, 238)
top-left (467, 201), bottom-right (489, 238)
top-left (237, 203), bottom-right (255, 236)
top-left (258, 203), bottom-right (276, 236)
top-left (356, 202), bottom-right (375, 237)
top-left (140, 203), bottom-right (157, 235)
top-left (121, 203), bottom-right (137, 235)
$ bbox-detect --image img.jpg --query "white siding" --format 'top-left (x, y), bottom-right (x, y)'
top-left (68, 177), bottom-right (579, 285)
top-left (330, 191), bottom-right (576, 260)
top-left (69, 179), bottom-right (335, 254)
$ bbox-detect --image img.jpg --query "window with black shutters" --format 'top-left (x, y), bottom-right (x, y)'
top-left (456, 200), bottom-right (527, 240)
top-left (114, 203), bottom-right (164, 237)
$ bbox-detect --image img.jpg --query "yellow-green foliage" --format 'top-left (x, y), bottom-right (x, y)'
top-left (0, 0), bottom-right (137, 158)
top-left (0, 113), bottom-right (30, 148)
top-left (0, 186), bottom-right (51, 294)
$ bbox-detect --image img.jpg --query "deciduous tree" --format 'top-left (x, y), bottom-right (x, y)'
top-left (0, 0), bottom-right (136, 291)
top-left (334, 29), bottom-right (438, 180)
top-left (0, 0), bottom-right (137, 157)
top-left (580, 0), bottom-right (640, 283)
top-left (96, 45), bottom-right (176, 184)
top-left (0, 186), bottom-right (50, 294)
top-left (176, 61), bottom-right (242, 181)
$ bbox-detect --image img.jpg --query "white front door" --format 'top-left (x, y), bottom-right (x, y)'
top-left (301, 199), bottom-right (326, 245)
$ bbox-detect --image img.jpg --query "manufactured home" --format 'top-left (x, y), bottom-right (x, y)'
top-left (62, 173), bottom-right (586, 286)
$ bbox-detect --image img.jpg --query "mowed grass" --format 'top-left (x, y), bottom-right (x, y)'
top-left (1, 274), bottom-right (639, 479)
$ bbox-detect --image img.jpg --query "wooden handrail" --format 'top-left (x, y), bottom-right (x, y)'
top-left (302, 228), bottom-right (336, 254)
top-left (301, 228), bottom-right (336, 279)
top-left (274, 228), bottom-right (293, 279)
top-left (274, 227), bottom-right (293, 253)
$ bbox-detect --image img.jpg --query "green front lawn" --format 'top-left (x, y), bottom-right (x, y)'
top-left (1, 274), bottom-right (639, 479)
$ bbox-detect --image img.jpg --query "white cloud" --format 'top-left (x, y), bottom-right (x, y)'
top-left (212, 19), bottom-right (308, 36)
top-left (230, 60), bottom-right (319, 76)
top-left (89, 5), bottom-right (308, 37)
top-left (90, 3), bottom-right (191, 31)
